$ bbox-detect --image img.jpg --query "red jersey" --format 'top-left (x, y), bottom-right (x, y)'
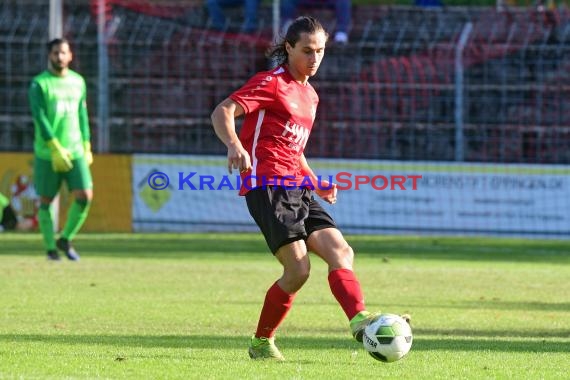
top-left (230, 65), bottom-right (319, 195)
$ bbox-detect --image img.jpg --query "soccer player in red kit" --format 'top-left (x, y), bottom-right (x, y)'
top-left (211, 16), bottom-right (408, 361)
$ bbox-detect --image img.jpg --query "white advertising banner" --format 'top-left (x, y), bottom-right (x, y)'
top-left (314, 159), bottom-right (569, 238)
top-left (133, 155), bottom-right (570, 238)
top-left (133, 154), bottom-right (255, 232)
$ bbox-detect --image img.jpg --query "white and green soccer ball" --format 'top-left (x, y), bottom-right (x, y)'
top-left (362, 313), bottom-right (413, 363)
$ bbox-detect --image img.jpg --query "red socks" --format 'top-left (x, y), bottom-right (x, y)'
top-left (255, 281), bottom-right (296, 338)
top-left (328, 268), bottom-right (366, 320)
top-left (254, 270), bottom-right (364, 337)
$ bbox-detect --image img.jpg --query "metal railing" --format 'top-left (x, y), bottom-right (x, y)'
top-left (1, 2), bottom-right (569, 163)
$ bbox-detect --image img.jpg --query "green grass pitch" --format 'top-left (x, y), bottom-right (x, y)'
top-left (0, 233), bottom-right (568, 379)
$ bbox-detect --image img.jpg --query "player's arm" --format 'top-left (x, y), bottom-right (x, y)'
top-left (29, 80), bottom-right (73, 171)
top-left (28, 81), bottom-right (54, 141)
top-left (78, 87), bottom-right (90, 142)
top-left (211, 97), bottom-right (251, 174)
top-left (299, 153), bottom-right (337, 204)
top-left (78, 81), bottom-right (93, 165)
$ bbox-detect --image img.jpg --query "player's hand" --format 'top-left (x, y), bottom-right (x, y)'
top-left (315, 181), bottom-right (337, 204)
top-left (47, 139), bottom-right (73, 172)
top-left (83, 141), bottom-right (93, 166)
top-left (227, 142), bottom-right (251, 174)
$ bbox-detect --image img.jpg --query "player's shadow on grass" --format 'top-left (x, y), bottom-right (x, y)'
top-left (1, 233), bottom-right (569, 264)
top-left (406, 300), bottom-right (570, 312)
top-left (0, 234), bottom-right (270, 258)
top-left (1, 334), bottom-right (569, 353)
top-left (411, 337), bottom-right (570, 353)
top-left (291, 325), bottom-right (570, 339)
top-left (350, 236), bottom-right (570, 264)
top-left (413, 327), bottom-right (570, 339)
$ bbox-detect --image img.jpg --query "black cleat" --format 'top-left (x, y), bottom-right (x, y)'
top-left (56, 238), bottom-right (80, 261)
top-left (46, 249), bottom-right (61, 261)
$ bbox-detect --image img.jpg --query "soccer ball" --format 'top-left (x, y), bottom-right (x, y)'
top-left (362, 313), bottom-right (413, 363)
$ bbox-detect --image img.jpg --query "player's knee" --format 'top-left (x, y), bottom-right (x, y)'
top-left (39, 202), bottom-right (51, 210)
top-left (40, 196), bottom-right (54, 206)
top-left (295, 261), bottom-right (311, 284)
top-left (335, 243), bottom-right (354, 268)
top-left (73, 189), bottom-right (93, 202)
top-left (286, 260), bottom-right (311, 286)
top-left (76, 198), bottom-right (92, 206)
top-left (298, 267), bottom-right (311, 285)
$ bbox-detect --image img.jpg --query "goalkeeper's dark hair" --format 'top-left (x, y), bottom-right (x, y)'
top-left (47, 38), bottom-right (71, 52)
top-left (266, 16), bottom-right (328, 66)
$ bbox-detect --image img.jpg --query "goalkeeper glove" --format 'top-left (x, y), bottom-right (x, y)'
top-left (83, 141), bottom-right (93, 166)
top-left (47, 139), bottom-right (73, 172)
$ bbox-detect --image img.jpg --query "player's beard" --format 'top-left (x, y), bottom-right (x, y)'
top-left (49, 59), bottom-right (68, 74)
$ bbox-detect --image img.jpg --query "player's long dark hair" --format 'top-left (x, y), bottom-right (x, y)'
top-left (266, 16), bottom-right (328, 66)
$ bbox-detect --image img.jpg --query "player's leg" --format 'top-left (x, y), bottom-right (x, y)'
top-left (249, 240), bottom-right (309, 361)
top-left (58, 157), bottom-right (93, 261)
top-left (304, 197), bottom-right (379, 342)
top-left (306, 227), bottom-right (376, 341)
top-left (34, 157), bottom-right (63, 260)
top-left (38, 197), bottom-right (60, 261)
top-left (257, 240), bottom-right (309, 336)
top-left (245, 187), bottom-right (311, 360)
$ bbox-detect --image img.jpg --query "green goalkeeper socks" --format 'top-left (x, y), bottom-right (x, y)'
top-left (38, 199), bottom-right (91, 250)
top-left (38, 203), bottom-right (56, 250)
top-left (61, 199), bottom-right (91, 241)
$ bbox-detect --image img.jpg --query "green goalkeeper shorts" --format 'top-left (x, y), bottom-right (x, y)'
top-left (34, 156), bottom-right (93, 198)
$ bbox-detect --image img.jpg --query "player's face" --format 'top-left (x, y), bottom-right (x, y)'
top-left (48, 43), bottom-right (73, 74)
top-left (286, 30), bottom-right (327, 83)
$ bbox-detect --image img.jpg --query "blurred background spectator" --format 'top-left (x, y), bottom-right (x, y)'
top-left (0, 192), bottom-right (18, 232)
top-left (206, 0), bottom-right (261, 33)
top-left (280, 0), bottom-right (351, 44)
top-left (414, 0), bottom-right (443, 7)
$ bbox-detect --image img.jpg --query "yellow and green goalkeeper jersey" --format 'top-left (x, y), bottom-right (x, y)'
top-left (28, 69), bottom-right (90, 160)
top-left (0, 192), bottom-right (9, 210)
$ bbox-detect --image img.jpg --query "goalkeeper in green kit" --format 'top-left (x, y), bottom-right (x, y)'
top-left (28, 38), bottom-right (94, 261)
